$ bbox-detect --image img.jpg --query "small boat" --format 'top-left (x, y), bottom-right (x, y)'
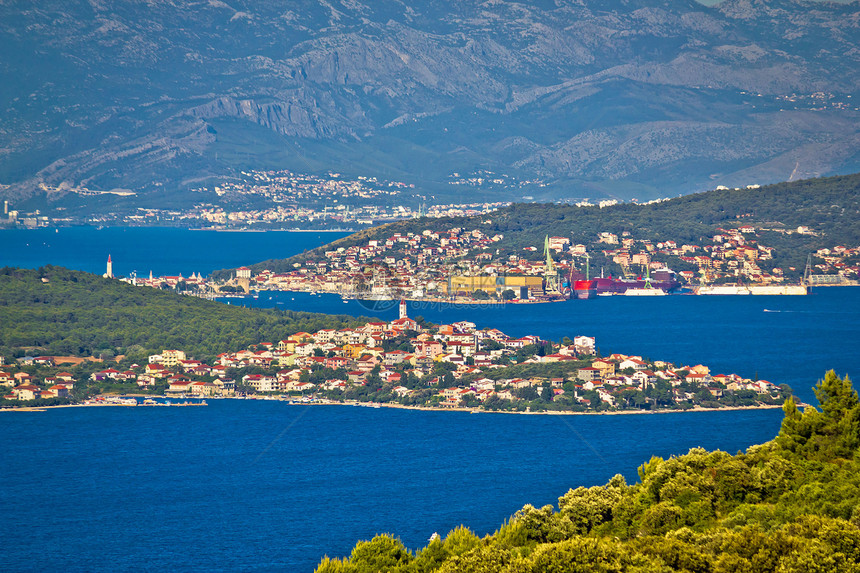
top-left (624, 287), bottom-right (667, 296)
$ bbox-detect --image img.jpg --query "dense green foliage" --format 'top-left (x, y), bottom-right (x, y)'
top-left (318, 371), bottom-right (860, 572)
top-left (0, 266), bottom-right (373, 359)
top-left (227, 173), bottom-right (860, 280)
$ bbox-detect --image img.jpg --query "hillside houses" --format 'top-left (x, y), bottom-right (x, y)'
top-left (2, 311), bottom-right (784, 413)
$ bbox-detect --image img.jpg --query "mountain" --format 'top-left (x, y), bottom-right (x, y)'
top-left (1, 0), bottom-right (859, 208)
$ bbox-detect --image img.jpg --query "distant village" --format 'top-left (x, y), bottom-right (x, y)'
top-left (0, 170), bottom-right (511, 229)
top-left (2, 301), bottom-right (787, 412)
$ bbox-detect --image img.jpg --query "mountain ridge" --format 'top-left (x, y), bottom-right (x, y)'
top-left (2, 0), bottom-right (858, 206)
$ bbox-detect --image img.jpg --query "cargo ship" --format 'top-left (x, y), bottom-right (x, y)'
top-left (571, 253), bottom-right (598, 299)
top-left (591, 268), bottom-right (682, 295)
top-left (568, 250), bottom-right (684, 298)
top-left (573, 279), bottom-right (597, 299)
top-left (570, 265), bottom-right (682, 297)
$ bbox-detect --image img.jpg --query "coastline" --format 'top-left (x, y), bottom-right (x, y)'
top-left (1, 399), bottom-right (784, 414)
top-left (296, 400), bottom-right (785, 416)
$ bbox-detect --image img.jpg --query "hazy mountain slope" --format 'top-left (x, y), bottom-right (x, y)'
top-left (1, 0), bottom-right (858, 205)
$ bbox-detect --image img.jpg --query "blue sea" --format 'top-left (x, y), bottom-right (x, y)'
top-left (1, 227), bottom-right (858, 572)
top-left (0, 227), bottom-right (349, 277)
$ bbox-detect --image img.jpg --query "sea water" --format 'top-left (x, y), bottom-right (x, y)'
top-left (1, 227), bottom-right (858, 571)
top-left (0, 227), bottom-right (349, 277)
top-left (1, 401), bottom-right (784, 572)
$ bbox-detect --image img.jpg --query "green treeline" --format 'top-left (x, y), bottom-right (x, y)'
top-left (317, 371), bottom-right (860, 572)
top-left (223, 172), bottom-right (860, 280)
top-left (0, 266), bottom-right (374, 359)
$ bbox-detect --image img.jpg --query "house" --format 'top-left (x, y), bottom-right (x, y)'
top-left (150, 349), bottom-right (186, 367)
top-left (321, 379), bottom-right (348, 391)
top-left (90, 368), bottom-right (121, 382)
top-left (632, 371), bottom-right (657, 389)
top-left (325, 356), bottom-right (351, 370)
top-left (619, 358), bottom-right (648, 372)
top-left (242, 374), bottom-right (277, 393)
top-left (685, 372), bottom-right (710, 386)
top-left (0, 371), bottom-right (14, 386)
top-left (166, 379), bottom-right (193, 394)
top-left (473, 378), bottom-right (496, 391)
top-left (11, 384), bottom-right (40, 401)
top-left (591, 359), bottom-right (616, 378)
top-left (347, 371), bottom-right (366, 384)
top-left (577, 367), bottom-right (602, 382)
top-left (382, 350), bottom-right (409, 367)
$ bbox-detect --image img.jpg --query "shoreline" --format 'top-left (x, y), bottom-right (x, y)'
top-left (0, 399), bottom-right (784, 415)
top-left (292, 400), bottom-right (785, 416)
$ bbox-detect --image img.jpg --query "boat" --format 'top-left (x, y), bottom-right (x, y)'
top-left (573, 279), bottom-right (597, 299)
top-left (621, 259), bottom-right (673, 296)
top-left (578, 264), bottom-right (681, 296)
top-left (571, 253), bottom-right (598, 299)
top-left (359, 293), bottom-right (394, 301)
top-left (624, 286), bottom-right (667, 296)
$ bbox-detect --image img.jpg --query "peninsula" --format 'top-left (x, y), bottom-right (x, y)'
top-left (205, 174), bottom-right (860, 301)
top-left (1, 267), bottom-right (789, 413)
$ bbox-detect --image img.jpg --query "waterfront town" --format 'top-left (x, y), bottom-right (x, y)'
top-left (1, 301), bottom-right (788, 411)
top-left (112, 221), bottom-right (859, 302)
top-left (0, 169), bottom-right (513, 229)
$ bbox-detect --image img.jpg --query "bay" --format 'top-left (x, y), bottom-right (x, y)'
top-left (1, 402), bottom-right (784, 573)
top-left (1, 226), bottom-right (859, 571)
top-left (0, 227), bottom-right (349, 277)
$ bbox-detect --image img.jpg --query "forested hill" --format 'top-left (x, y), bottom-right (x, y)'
top-left (316, 372), bottom-right (860, 572)
top-left (0, 266), bottom-right (373, 360)
top-left (224, 172), bottom-right (860, 278)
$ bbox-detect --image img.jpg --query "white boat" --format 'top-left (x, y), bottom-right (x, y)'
top-left (359, 293), bottom-right (394, 301)
top-left (696, 285), bottom-right (752, 295)
top-left (624, 287), bottom-right (667, 296)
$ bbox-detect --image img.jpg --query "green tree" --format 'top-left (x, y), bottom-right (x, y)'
top-left (558, 474), bottom-right (627, 534)
top-left (348, 534), bottom-right (412, 573)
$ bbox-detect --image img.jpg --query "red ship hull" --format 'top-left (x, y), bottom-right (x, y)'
top-left (573, 280), bottom-right (597, 299)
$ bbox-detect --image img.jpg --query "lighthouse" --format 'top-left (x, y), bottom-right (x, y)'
top-left (105, 254), bottom-right (113, 279)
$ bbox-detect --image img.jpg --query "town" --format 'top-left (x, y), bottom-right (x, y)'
top-left (1, 301), bottom-right (788, 412)
top-left (0, 169), bottom-right (512, 229)
top-left (116, 221), bottom-right (859, 303)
